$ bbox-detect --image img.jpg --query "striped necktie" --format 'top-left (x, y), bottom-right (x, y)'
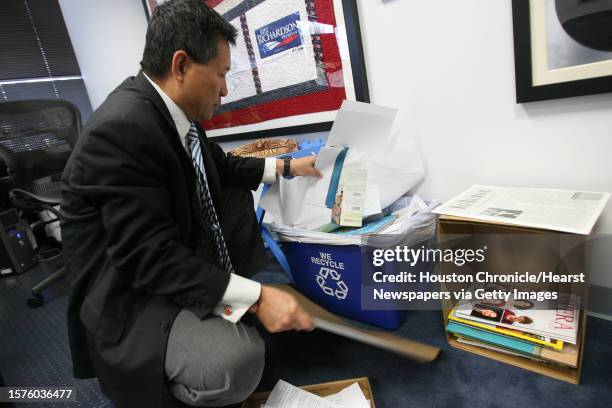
top-left (185, 123), bottom-right (234, 273)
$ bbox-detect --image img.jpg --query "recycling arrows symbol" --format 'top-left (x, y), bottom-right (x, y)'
top-left (316, 267), bottom-right (348, 300)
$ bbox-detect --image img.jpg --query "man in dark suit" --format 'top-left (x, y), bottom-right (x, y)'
top-left (60, 1), bottom-right (321, 407)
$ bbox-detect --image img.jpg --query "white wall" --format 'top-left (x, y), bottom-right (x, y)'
top-left (356, 0), bottom-right (612, 287)
top-left (58, 0), bottom-right (148, 110)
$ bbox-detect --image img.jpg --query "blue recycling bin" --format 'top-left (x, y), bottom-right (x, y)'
top-left (256, 140), bottom-right (437, 329)
top-left (262, 205), bottom-right (438, 330)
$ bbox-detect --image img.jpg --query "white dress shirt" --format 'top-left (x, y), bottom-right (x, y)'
top-left (144, 73), bottom-right (276, 323)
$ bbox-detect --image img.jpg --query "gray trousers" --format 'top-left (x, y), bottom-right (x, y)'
top-left (165, 308), bottom-right (265, 407)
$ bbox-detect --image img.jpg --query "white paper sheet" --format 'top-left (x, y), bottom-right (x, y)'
top-left (324, 383), bottom-right (370, 408)
top-left (304, 146), bottom-right (349, 208)
top-left (262, 380), bottom-right (341, 408)
top-left (326, 100), bottom-right (397, 155)
top-left (260, 177), bottom-right (330, 229)
top-left (369, 143), bottom-right (425, 209)
top-left (391, 195), bottom-right (427, 219)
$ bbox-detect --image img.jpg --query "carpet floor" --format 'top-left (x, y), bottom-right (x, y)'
top-left (1, 260), bottom-right (610, 408)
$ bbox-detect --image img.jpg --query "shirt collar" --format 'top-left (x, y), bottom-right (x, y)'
top-left (143, 72), bottom-right (191, 145)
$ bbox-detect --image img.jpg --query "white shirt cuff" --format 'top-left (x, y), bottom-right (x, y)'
top-left (212, 273), bottom-right (262, 323)
top-left (262, 157), bottom-right (278, 183)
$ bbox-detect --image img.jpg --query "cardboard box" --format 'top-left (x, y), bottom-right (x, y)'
top-left (438, 215), bottom-right (590, 384)
top-left (241, 377), bottom-right (375, 408)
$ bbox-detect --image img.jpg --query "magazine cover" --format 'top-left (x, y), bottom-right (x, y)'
top-left (455, 290), bottom-right (580, 344)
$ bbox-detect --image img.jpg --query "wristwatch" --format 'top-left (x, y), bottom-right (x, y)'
top-left (280, 156), bottom-right (293, 179)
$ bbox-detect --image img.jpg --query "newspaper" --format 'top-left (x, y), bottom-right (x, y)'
top-left (433, 185), bottom-right (609, 234)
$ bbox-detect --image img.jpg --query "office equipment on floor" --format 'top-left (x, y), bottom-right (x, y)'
top-left (0, 208), bottom-right (37, 275)
top-left (0, 99), bottom-right (82, 307)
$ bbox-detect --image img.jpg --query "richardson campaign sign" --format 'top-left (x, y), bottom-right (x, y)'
top-left (255, 12), bottom-right (303, 59)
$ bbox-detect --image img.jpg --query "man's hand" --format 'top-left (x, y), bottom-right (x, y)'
top-left (276, 156), bottom-right (323, 178)
top-left (248, 285), bottom-right (315, 332)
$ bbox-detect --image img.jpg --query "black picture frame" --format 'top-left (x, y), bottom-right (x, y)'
top-left (142, 0), bottom-right (153, 20)
top-left (142, 0), bottom-right (369, 142)
top-left (512, 0), bottom-right (612, 103)
top-left (142, 0), bottom-right (157, 20)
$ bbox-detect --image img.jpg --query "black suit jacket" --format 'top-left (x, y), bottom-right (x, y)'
top-left (60, 71), bottom-right (265, 408)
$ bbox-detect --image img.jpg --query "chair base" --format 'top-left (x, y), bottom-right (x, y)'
top-left (27, 266), bottom-right (65, 308)
top-left (27, 294), bottom-right (44, 308)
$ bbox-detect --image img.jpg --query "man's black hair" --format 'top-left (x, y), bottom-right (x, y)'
top-left (140, 0), bottom-right (237, 77)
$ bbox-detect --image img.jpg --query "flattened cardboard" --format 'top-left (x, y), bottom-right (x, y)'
top-left (276, 285), bottom-right (440, 363)
top-left (242, 377), bottom-right (375, 408)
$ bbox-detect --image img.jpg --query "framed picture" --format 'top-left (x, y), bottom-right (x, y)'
top-left (512, 0), bottom-right (612, 103)
top-left (142, 0), bottom-right (369, 141)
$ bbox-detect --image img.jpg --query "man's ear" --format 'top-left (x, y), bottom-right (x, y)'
top-left (170, 50), bottom-right (189, 82)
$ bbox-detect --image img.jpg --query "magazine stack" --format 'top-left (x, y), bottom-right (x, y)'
top-left (445, 284), bottom-right (581, 369)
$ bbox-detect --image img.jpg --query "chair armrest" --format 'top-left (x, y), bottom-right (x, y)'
top-left (9, 188), bottom-right (61, 218)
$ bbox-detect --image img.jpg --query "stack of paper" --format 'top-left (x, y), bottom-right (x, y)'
top-left (453, 291), bottom-right (581, 345)
top-left (271, 195), bottom-right (438, 247)
top-left (446, 287), bottom-right (582, 368)
top-left (260, 100), bottom-right (425, 230)
top-left (262, 380), bottom-right (370, 408)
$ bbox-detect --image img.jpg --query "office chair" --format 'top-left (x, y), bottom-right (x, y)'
top-left (0, 99), bottom-right (81, 308)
